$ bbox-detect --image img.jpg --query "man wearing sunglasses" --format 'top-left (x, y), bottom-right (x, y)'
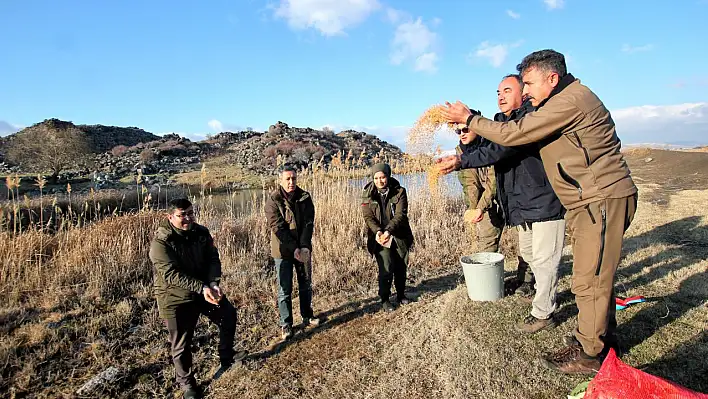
top-left (454, 126), bottom-right (504, 254)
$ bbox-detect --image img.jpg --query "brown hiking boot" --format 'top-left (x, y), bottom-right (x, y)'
top-left (562, 334), bottom-right (623, 358)
top-left (542, 344), bottom-right (602, 375)
top-left (516, 314), bottom-right (557, 334)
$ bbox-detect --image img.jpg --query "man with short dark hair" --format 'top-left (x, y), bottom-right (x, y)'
top-left (265, 165), bottom-right (320, 340)
top-left (149, 198), bottom-right (245, 399)
top-left (440, 49), bottom-right (638, 374)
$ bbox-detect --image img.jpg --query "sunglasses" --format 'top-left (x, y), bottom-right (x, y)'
top-left (455, 128), bottom-right (470, 135)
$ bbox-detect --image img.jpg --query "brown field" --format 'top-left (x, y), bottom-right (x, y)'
top-left (0, 148), bottom-right (707, 398)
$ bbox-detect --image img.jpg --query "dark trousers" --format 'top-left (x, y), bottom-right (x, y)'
top-left (165, 297), bottom-right (237, 389)
top-left (275, 258), bottom-right (314, 327)
top-left (375, 242), bottom-right (408, 302)
top-left (517, 256), bottom-right (535, 284)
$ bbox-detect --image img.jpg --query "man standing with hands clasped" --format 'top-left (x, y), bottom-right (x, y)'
top-left (439, 49), bottom-right (638, 375)
top-left (361, 163), bottom-right (414, 312)
top-left (150, 198), bottom-right (246, 399)
top-left (266, 165), bottom-right (321, 341)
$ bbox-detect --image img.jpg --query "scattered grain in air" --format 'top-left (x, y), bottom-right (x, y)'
top-left (406, 105), bottom-right (456, 155)
top-left (407, 106), bottom-right (455, 193)
top-left (427, 164), bottom-right (443, 193)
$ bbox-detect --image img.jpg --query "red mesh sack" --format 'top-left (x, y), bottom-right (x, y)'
top-left (584, 348), bottom-right (708, 399)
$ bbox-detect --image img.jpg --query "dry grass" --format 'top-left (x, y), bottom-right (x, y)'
top-left (171, 157), bottom-right (265, 192)
top-left (0, 170), bottom-right (706, 398)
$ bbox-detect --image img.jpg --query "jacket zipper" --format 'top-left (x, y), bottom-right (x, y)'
top-left (557, 163), bottom-right (583, 199)
top-left (585, 205), bottom-right (596, 224)
top-left (595, 207), bottom-right (607, 276)
top-left (571, 132), bottom-right (591, 166)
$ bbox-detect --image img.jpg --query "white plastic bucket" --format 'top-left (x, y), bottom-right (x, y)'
top-left (460, 252), bottom-right (505, 301)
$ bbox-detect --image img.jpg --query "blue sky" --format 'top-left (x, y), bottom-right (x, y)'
top-left (1, 0), bottom-right (707, 151)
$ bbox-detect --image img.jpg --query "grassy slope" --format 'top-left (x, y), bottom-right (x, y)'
top-left (0, 174), bottom-right (706, 398)
top-left (211, 188), bottom-right (708, 399)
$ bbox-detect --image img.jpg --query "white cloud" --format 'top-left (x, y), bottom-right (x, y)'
top-left (385, 7), bottom-right (405, 24)
top-left (273, 0), bottom-right (380, 36)
top-left (612, 103), bottom-right (708, 146)
top-left (621, 44), bottom-right (654, 53)
top-left (0, 120), bottom-right (20, 136)
top-left (415, 52), bottom-right (438, 73)
top-left (543, 0), bottom-right (565, 9)
top-left (207, 119), bottom-right (251, 133)
top-left (159, 131), bottom-right (209, 142)
top-left (506, 9), bottom-right (521, 19)
top-left (208, 119), bottom-right (224, 132)
top-left (390, 17), bottom-right (439, 73)
top-left (363, 125), bottom-right (411, 150)
top-left (472, 41), bottom-right (522, 68)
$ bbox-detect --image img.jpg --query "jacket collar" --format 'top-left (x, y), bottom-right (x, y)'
top-left (492, 99), bottom-right (535, 123)
top-left (276, 186), bottom-right (308, 203)
top-left (535, 73), bottom-right (576, 110)
top-left (364, 177), bottom-right (401, 200)
top-left (159, 218), bottom-right (193, 238)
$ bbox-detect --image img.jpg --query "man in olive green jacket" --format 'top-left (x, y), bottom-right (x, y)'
top-left (440, 49), bottom-right (637, 375)
top-left (149, 198), bottom-right (244, 399)
top-left (265, 165), bottom-right (320, 341)
top-left (455, 134), bottom-right (504, 253)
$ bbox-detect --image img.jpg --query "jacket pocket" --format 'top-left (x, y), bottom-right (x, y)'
top-left (595, 207), bottom-right (607, 276)
top-left (569, 132), bottom-right (591, 167)
top-left (557, 163), bottom-right (583, 200)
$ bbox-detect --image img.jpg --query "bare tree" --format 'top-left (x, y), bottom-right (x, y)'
top-left (6, 121), bottom-right (91, 183)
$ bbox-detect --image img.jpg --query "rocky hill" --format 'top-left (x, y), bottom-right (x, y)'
top-left (0, 119), bottom-right (404, 188)
top-left (91, 121), bottom-right (403, 186)
top-left (219, 121), bottom-right (402, 174)
top-left (1, 118), bottom-right (160, 154)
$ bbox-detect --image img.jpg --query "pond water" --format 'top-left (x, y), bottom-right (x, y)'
top-left (191, 172), bottom-right (464, 216)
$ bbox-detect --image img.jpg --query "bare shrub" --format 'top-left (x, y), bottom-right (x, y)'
top-left (262, 146), bottom-right (277, 158)
top-left (274, 140), bottom-right (299, 156)
top-left (140, 149), bottom-right (155, 163)
top-left (111, 145), bottom-right (129, 157)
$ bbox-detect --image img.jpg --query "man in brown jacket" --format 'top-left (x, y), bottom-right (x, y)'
top-left (455, 136), bottom-right (504, 253)
top-left (440, 49), bottom-right (638, 374)
top-left (149, 198), bottom-right (245, 399)
top-left (265, 165), bottom-right (320, 341)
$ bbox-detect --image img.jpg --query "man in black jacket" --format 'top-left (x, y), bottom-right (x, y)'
top-left (452, 74), bottom-right (566, 334)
